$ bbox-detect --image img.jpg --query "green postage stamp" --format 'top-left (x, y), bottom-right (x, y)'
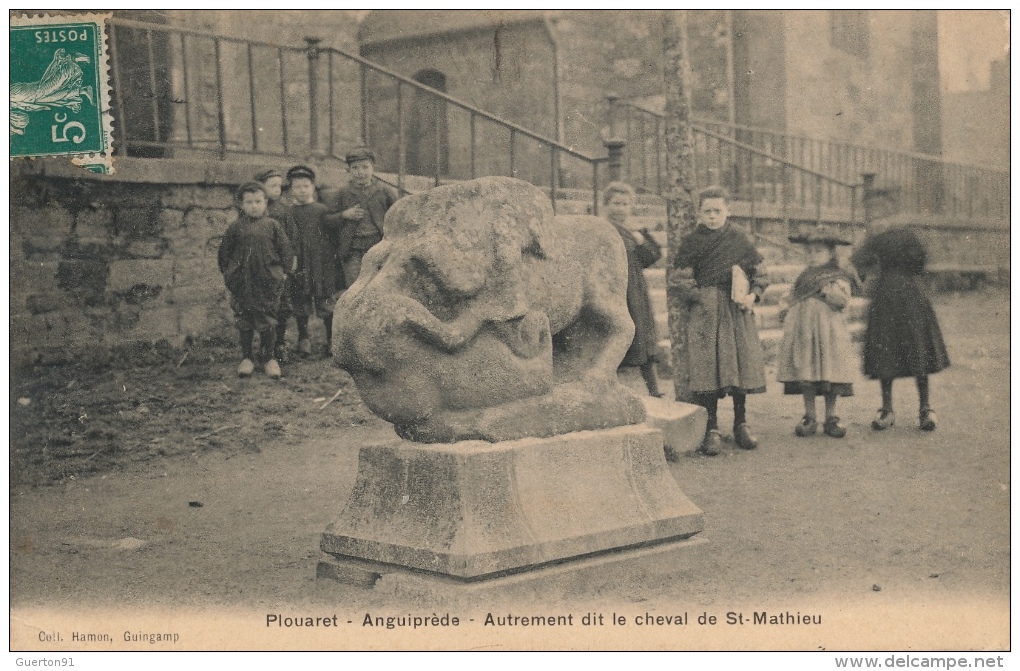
top-left (10, 12), bottom-right (114, 173)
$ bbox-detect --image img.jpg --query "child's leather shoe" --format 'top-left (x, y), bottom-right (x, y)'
top-left (699, 429), bottom-right (723, 456)
top-left (871, 409), bottom-right (895, 430)
top-left (823, 416), bottom-right (847, 438)
top-left (919, 407), bottom-right (937, 431)
top-left (237, 358), bottom-right (255, 377)
top-left (795, 416), bottom-right (818, 437)
top-left (734, 422), bottom-right (758, 450)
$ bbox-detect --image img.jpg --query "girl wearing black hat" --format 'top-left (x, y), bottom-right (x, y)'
top-left (777, 227), bottom-right (859, 438)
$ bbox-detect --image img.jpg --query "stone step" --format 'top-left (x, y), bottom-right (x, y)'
top-left (761, 283), bottom-right (792, 306)
top-left (550, 190), bottom-right (810, 267)
top-left (647, 270), bottom-right (867, 310)
top-left (655, 321), bottom-right (866, 377)
top-left (551, 187), bottom-right (666, 206)
top-left (649, 293), bottom-right (867, 334)
top-left (555, 200), bottom-right (666, 218)
top-left (646, 268), bottom-right (666, 291)
top-left (765, 263), bottom-right (805, 285)
top-left (756, 305), bottom-right (783, 331)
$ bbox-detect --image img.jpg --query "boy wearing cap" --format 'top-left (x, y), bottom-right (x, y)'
top-left (331, 147), bottom-right (398, 288)
top-left (286, 164), bottom-right (339, 357)
top-left (218, 182), bottom-right (294, 379)
top-left (255, 168), bottom-right (296, 362)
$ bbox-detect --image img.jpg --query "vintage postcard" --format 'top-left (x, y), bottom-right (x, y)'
top-left (7, 9), bottom-right (1011, 662)
top-left (10, 12), bottom-right (114, 173)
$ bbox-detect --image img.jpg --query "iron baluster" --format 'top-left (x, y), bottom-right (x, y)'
top-left (247, 43), bottom-right (257, 152)
top-left (305, 37), bottom-right (321, 155)
top-left (146, 29), bottom-right (161, 144)
top-left (214, 39), bottom-right (227, 158)
top-left (109, 24), bottom-right (129, 156)
top-left (278, 49), bottom-right (288, 154)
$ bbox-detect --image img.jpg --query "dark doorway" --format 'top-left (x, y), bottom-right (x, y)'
top-left (407, 69), bottom-right (449, 178)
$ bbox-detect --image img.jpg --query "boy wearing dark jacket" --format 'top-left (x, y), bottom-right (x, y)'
top-left (286, 164), bottom-right (340, 357)
top-left (218, 182), bottom-right (294, 379)
top-left (331, 147), bottom-right (398, 288)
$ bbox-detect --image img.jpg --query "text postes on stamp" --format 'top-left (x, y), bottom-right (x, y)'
top-left (10, 12), bottom-right (114, 174)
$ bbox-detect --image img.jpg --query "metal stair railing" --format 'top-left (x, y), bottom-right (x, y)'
top-left (612, 99), bottom-right (1009, 221)
top-left (106, 17), bottom-right (608, 214)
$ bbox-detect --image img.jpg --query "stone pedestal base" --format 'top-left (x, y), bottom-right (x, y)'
top-left (320, 425), bottom-right (703, 580)
top-left (641, 397), bottom-right (708, 460)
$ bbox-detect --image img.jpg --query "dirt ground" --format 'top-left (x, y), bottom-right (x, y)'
top-left (9, 288), bottom-right (1010, 651)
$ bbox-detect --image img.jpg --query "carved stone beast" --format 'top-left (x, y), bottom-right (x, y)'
top-left (332, 176), bottom-right (645, 443)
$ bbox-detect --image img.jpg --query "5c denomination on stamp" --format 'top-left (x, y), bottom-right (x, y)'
top-left (10, 12), bottom-right (114, 173)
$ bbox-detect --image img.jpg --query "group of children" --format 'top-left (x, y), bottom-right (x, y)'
top-left (220, 160), bottom-right (951, 445)
top-left (609, 183), bottom-right (950, 456)
top-left (217, 147), bottom-right (397, 379)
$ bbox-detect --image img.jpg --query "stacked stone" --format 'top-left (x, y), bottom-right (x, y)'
top-left (10, 165), bottom-right (242, 366)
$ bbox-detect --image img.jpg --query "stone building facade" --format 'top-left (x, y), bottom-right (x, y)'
top-left (13, 11), bottom-right (1003, 365)
top-left (358, 10), bottom-right (734, 186)
top-left (358, 10), bottom-right (944, 176)
top-left (942, 55), bottom-right (1010, 169)
top-left (107, 10), bottom-right (947, 178)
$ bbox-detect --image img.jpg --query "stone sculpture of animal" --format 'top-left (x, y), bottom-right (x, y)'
top-left (332, 176), bottom-right (645, 443)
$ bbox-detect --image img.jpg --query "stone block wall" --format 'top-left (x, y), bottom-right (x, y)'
top-left (10, 157), bottom-right (356, 367)
top-left (556, 10), bottom-right (731, 154)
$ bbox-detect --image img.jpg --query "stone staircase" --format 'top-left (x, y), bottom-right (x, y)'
top-left (550, 189), bottom-right (868, 372)
top-left (372, 177), bottom-right (868, 370)
top-left (644, 265), bottom-right (868, 374)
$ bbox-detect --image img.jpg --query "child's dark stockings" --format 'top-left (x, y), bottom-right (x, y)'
top-left (732, 391), bottom-right (747, 428)
top-left (259, 329), bottom-right (276, 360)
top-left (800, 383), bottom-right (839, 420)
top-left (276, 322), bottom-right (287, 351)
top-left (880, 375), bottom-right (930, 412)
top-left (695, 393), bottom-right (719, 431)
top-left (323, 313), bottom-right (334, 349)
top-left (916, 374), bottom-right (930, 410)
top-left (239, 330), bottom-right (254, 360)
top-left (880, 378), bottom-right (894, 412)
top-left (696, 391), bottom-right (747, 431)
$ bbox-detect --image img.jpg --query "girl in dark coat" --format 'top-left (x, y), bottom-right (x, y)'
top-left (604, 182), bottom-right (663, 397)
top-left (850, 222), bottom-right (949, 431)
